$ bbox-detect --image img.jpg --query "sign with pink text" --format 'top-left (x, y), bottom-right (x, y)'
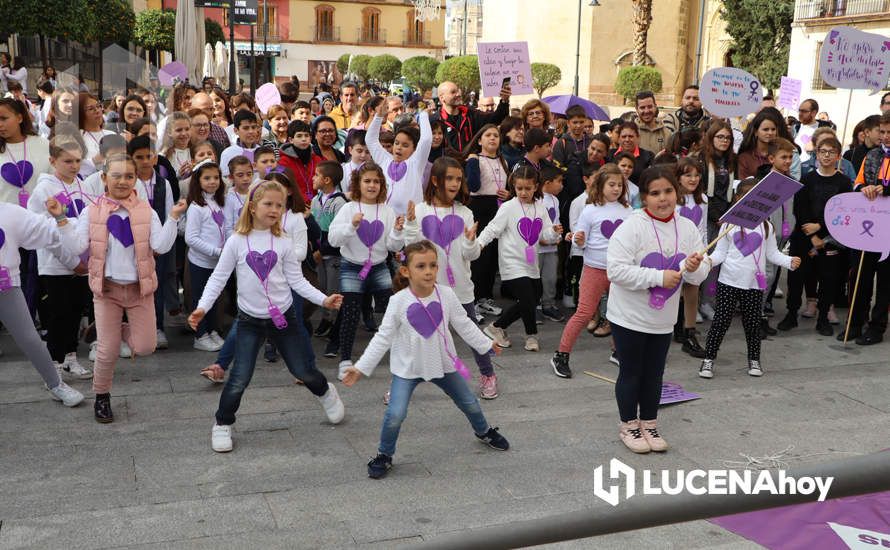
top-left (819, 26), bottom-right (890, 92)
top-left (777, 76), bottom-right (802, 111)
top-left (477, 42), bottom-right (533, 98)
top-left (700, 67), bottom-right (762, 118)
top-left (825, 192), bottom-right (890, 261)
top-left (720, 172), bottom-right (803, 230)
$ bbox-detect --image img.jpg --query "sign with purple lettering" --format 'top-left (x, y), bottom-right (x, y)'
top-left (777, 76), bottom-right (802, 111)
top-left (659, 382), bottom-right (700, 406)
top-left (158, 62), bottom-right (188, 87)
top-left (819, 26), bottom-right (890, 92)
top-left (700, 67), bottom-right (762, 119)
top-left (719, 172), bottom-right (803, 230)
top-left (825, 193), bottom-right (890, 261)
top-left (477, 42), bottom-right (533, 98)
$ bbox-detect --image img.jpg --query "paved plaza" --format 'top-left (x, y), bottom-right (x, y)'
top-left (1, 299), bottom-right (888, 549)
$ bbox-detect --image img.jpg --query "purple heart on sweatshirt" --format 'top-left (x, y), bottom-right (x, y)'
top-left (733, 230), bottom-right (762, 257)
top-left (387, 161), bottom-right (407, 181)
top-left (679, 204), bottom-right (703, 227)
top-left (640, 252), bottom-right (686, 308)
top-left (246, 249), bottom-right (278, 282)
top-left (421, 214), bottom-right (464, 249)
top-left (55, 193), bottom-right (85, 217)
top-left (107, 215), bottom-right (134, 247)
top-left (1, 160), bottom-right (33, 187)
top-left (0, 228), bottom-right (5, 249)
top-left (517, 216), bottom-right (543, 246)
top-left (211, 209), bottom-right (225, 227)
top-left (547, 206), bottom-right (557, 222)
top-left (406, 300), bottom-right (443, 338)
top-left (601, 219), bottom-right (623, 239)
top-left (242, 148), bottom-right (255, 163)
top-left (356, 219), bottom-right (384, 248)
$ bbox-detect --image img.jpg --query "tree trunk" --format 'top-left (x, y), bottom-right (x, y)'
top-left (632, 0), bottom-right (653, 66)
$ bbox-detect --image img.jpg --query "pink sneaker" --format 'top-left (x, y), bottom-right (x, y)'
top-left (480, 374), bottom-right (499, 399)
top-left (640, 419), bottom-right (669, 452)
top-left (619, 420), bottom-right (651, 453)
top-left (801, 298), bottom-right (817, 318)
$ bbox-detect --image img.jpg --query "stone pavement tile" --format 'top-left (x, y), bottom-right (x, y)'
top-left (0, 395), bottom-right (131, 433)
top-left (534, 521), bottom-right (760, 549)
top-left (115, 522), bottom-right (355, 550)
top-left (0, 494), bottom-right (276, 550)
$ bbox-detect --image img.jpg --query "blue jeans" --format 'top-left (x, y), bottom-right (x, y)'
top-left (339, 259), bottom-right (392, 294)
top-left (189, 261), bottom-right (217, 337)
top-left (378, 372), bottom-right (490, 457)
top-left (215, 305), bottom-right (328, 426)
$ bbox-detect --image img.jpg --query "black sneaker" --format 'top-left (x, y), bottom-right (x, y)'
top-left (541, 306), bottom-right (565, 322)
top-left (367, 453), bottom-right (393, 479)
top-left (323, 341), bottom-right (339, 358)
top-left (855, 331), bottom-right (883, 346)
top-left (681, 329), bottom-right (706, 358)
top-left (264, 341), bottom-right (278, 362)
top-left (535, 308), bottom-right (544, 325)
top-left (777, 312), bottom-right (798, 331)
top-left (94, 393), bottom-right (114, 423)
top-left (838, 326), bottom-right (862, 341)
top-left (760, 318), bottom-right (777, 339)
top-left (816, 319), bottom-right (834, 336)
top-left (764, 302), bottom-right (775, 318)
top-left (313, 319), bottom-right (333, 338)
top-left (550, 351), bottom-right (572, 378)
top-left (476, 427), bottom-right (510, 451)
top-left (362, 316), bottom-right (378, 332)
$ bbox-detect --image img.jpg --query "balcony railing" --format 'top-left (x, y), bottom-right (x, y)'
top-left (357, 28), bottom-right (387, 44)
top-left (311, 26), bottom-right (340, 42)
top-left (402, 30), bottom-right (432, 46)
top-left (795, 0), bottom-right (890, 20)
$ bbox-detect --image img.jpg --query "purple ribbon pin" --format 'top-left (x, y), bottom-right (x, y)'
top-left (861, 220), bottom-right (875, 237)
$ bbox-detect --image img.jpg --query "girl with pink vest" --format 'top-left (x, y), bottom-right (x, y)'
top-left (48, 154), bottom-right (186, 423)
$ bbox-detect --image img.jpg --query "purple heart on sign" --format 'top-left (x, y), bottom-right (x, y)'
top-left (1, 160), bottom-right (34, 187)
top-left (679, 204), bottom-right (703, 227)
top-left (733, 230), bottom-right (762, 257)
top-left (601, 219), bottom-right (623, 239)
top-left (0, 228), bottom-right (5, 249)
top-left (107, 215), bottom-right (134, 247)
top-left (421, 214), bottom-right (465, 249)
top-left (242, 148), bottom-right (255, 163)
top-left (406, 300), bottom-right (443, 338)
top-left (387, 161), bottom-right (407, 181)
top-left (356, 219), bottom-right (384, 248)
top-left (246, 249), bottom-right (278, 282)
top-left (211, 209), bottom-right (225, 227)
top-left (547, 207), bottom-right (557, 222)
top-left (640, 251), bottom-right (686, 306)
top-left (517, 216), bottom-right (543, 246)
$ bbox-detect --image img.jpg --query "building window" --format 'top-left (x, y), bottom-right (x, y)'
top-left (812, 41), bottom-right (836, 91)
top-left (223, 5), bottom-right (276, 36)
top-left (361, 7), bottom-right (382, 43)
top-left (404, 11), bottom-right (427, 45)
top-left (315, 5), bottom-right (335, 42)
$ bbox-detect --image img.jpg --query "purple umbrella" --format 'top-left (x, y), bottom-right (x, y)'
top-left (543, 95), bottom-right (610, 122)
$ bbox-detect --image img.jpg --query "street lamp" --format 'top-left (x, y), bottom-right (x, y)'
top-left (574, 0), bottom-right (600, 97)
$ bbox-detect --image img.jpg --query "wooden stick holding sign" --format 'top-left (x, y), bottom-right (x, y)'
top-left (842, 251), bottom-right (866, 345)
top-left (678, 224), bottom-right (735, 275)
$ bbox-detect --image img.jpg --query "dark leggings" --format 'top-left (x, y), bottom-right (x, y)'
top-left (787, 245), bottom-right (842, 320)
top-left (705, 283), bottom-right (763, 361)
top-left (494, 277), bottom-right (541, 335)
top-left (339, 291), bottom-right (391, 361)
top-left (469, 196), bottom-right (499, 301)
top-left (612, 322), bottom-right (672, 422)
top-left (849, 251), bottom-right (890, 333)
top-left (40, 275), bottom-right (91, 363)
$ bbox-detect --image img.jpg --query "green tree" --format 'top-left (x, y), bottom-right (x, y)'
top-left (351, 54), bottom-right (373, 81)
top-left (435, 55), bottom-right (480, 95)
top-left (205, 18), bottom-right (225, 46)
top-left (134, 9), bottom-right (175, 52)
top-left (401, 56), bottom-right (440, 92)
top-left (0, 0), bottom-right (94, 42)
top-left (615, 66), bottom-right (662, 102)
top-left (368, 54), bottom-right (402, 83)
top-left (531, 62), bottom-right (561, 98)
top-left (337, 54), bottom-right (351, 75)
top-left (85, 0), bottom-right (134, 43)
top-left (720, 0), bottom-right (794, 90)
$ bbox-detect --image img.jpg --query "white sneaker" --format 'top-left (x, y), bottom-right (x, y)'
top-left (194, 334), bottom-right (222, 352)
top-left (524, 336), bottom-right (539, 352)
top-left (48, 382), bottom-right (84, 407)
top-left (747, 359), bottom-right (763, 377)
top-left (338, 360), bottom-right (352, 381)
top-left (562, 294), bottom-right (576, 309)
top-left (317, 383), bottom-right (345, 424)
top-left (483, 323), bottom-right (511, 348)
top-left (89, 341), bottom-right (98, 361)
top-left (609, 351), bottom-right (620, 366)
top-left (211, 424), bottom-right (233, 452)
top-left (476, 298), bottom-right (502, 316)
top-left (209, 331), bottom-right (225, 347)
top-left (774, 288), bottom-right (784, 298)
top-left (119, 341), bottom-right (133, 358)
top-left (699, 303), bottom-right (716, 321)
top-left (699, 359), bottom-right (714, 379)
top-left (62, 353), bottom-right (93, 379)
top-left (156, 329), bottom-right (169, 350)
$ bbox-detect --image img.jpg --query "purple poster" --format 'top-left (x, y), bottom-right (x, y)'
top-left (720, 171), bottom-right (803, 230)
top-left (660, 382), bottom-right (700, 405)
top-left (477, 42), bottom-right (533, 98)
top-left (712, 491), bottom-right (890, 549)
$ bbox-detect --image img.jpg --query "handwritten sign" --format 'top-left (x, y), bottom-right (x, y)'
top-left (720, 171), bottom-right (803, 229)
top-left (819, 26), bottom-right (890, 92)
top-left (477, 42), bottom-right (533, 98)
top-left (255, 83), bottom-right (281, 115)
top-left (158, 61), bottom-right (187, 87)
top-left (777, 76), bottom-right (802, 111)
top-left (700, 67), bottom-right (762, 119)
top-left (660, 382), bottom-right (700, 406)
top-left (825, 192), bottom-right (890, 261)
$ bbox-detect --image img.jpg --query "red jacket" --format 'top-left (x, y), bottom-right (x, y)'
top-left (277, 143), bottom-right (324, 202)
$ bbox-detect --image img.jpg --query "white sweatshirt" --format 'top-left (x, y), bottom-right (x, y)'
top-left (475, 197), bottom-right (559, 281)
top-left (403, 202), bottom-right (481, 304)
top-left (539, 192), bottom-right (561, 253)
top-left (366, 112), bottom-right (433, 216)
top-left (327, 201), bottom-right (404, 266)
top-left (568, 191), bottom-right (587, 258)
top-left (340, 160), bottom-right (362, 195)
top-left (185, 194), bottom-right (226, 269)
top-left (675, 194), bottom-right (708, 246)
top-left (606, 210), bottom-right (710, 334)
top-left (354, 285), bottom-right (493, 381)
top-left (282, 209), bottom-right (309, 261)
top-left (709, 222), bottom-right (794, 290)
top-left (60, 204), bottom-right (178, 285)
top-left (219, 143), bottom-right (259, 177)
top-left (574, 201), bottom-right (633, 269)
top-left (223, 188), bottom-right (248, 237)
top-left (80, 130), bottom-right (115, 178)
top-left (27, 174), bottom-right (93, 275)
top-left (196, 229), bottom-right (326, 319)
top-left (0, 203), bottom-right (61, 286)
top-left (0, 136), bottom-right (51, 206)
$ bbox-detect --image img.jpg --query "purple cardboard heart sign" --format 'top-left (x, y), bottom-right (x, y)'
top-left (517, 216), bottom-right (543, 246)
top-left (733, 230), bottom-right (762, 257)
top-left (601, 219), bottom-right (623, 239)
top-left (356, 219), bottom-right (384, 248)
top-left (406, 300), bottom-right (443, 338)
top-left (246, 249), bottom-right (278, 282)
top-left (421, 214), bottom-right (464, 249)
top-left (1, 160), bottom-right (34, 187)
top-left (679, 204), bottom-right (703, 227)
top-left (107, 215), bottom-right (134, 247)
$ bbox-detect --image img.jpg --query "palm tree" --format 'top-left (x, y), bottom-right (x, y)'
top-left (631, 0), bottom-right (653, 66)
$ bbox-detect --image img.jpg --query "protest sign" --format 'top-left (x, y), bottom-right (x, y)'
top-left (777, 76), bottom-right (802, 111)
top-left (825, 193), bottom-right (890, 261)
top-left (659, 382), bottom-right (700, 406)
top-left (819, 26), bottom-right (890, 92)
top-left (477, 42), bottom-right (533, 98)
top-left (719, 172), bottom-right (803, 230)
top-left (158, 62), bottom-right (188, 87)
top-left (255, 83), bottom-right (281, 115)
top-left (700, 67), bottom-right (762, 118)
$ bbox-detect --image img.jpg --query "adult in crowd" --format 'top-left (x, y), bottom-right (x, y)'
top-left (278, 79), bottom-right (300, 115)
top-left (383, 95), bottom-right (405, 131)
top-left (666, 85), bottom-right (709, 132)
top-left (792, 99), bottom-right (832, 162)
top-left (190, 91), bottom-right (231, 151)
top-left (312, 115), bottom-right (344, 162)
top-left (736, 107), bottom-right (801, 180)
top-left (477, 97), bottom-right (496, 113)
top-left (1, 56), bottom-right (28, 95)
top-left (117, 95), bottom-right (148, 140)
top-left (329, 81), bottom-right (359, 130)
top-left (36, 66), bottom-right (57, 90)
top-left (432, 80), bottom-right (510, 151)
top-left (632, 91), bottom-right (674, 154)
top-left (209, 88), bottom-right (233, 129)
top-left (78, 92), bottom-right (115, 176)
top-left (608, 121), bottom-right (653, 183)
top-left (881, 92), bottom-right (890, 115)
top-left (498, 116), bottom-right (525, 170)
top-left (846, 114), bottom-right (881, 173)
top-left (44, 87), bottom-right (77, 138)
top-left (521, 99), bottom-right (551, 133)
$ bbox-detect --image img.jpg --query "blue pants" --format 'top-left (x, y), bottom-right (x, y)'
top-left (612, 322), bottom-right (672, 423)
top-left (189, 261), bottom-right (217, 337)
top-left (378, 372), bottom-right (490, 457)
top-left (215, 305), bottom-right (328, 426)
